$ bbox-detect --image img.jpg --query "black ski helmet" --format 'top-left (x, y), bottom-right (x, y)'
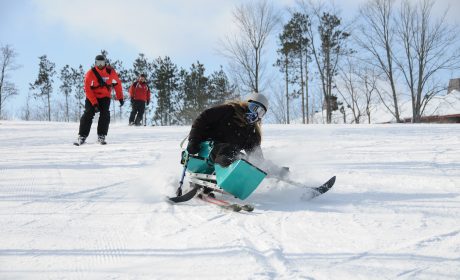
top-left (95, 54), bottom-right (106, 62)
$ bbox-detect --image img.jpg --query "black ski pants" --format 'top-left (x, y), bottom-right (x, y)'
top-left (129, 100), bottom-right (146, 125)
top-left (78, 97), bottom-right (111, 137)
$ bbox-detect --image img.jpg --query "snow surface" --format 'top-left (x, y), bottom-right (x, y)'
top-left (0, 121), bottom-right (459, 279)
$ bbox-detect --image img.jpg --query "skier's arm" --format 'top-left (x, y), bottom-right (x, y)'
top-left (246, 145), bottom-right (264, 160)
top-left (84, 71), bottom-right (98, 106)
top-left (244, 126), bottom-right (262, 159)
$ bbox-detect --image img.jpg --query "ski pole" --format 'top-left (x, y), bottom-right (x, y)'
top-left (144, 104), bottom-right (147, 126)
top-left (176, 152), bottom-right (189, 196)
top-left (176, 135), bottom-right (191, 196)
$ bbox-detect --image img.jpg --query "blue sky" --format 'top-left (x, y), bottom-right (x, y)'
top-left (1, 0), bottom-right (459, 117)
top-left (1, 0), bottom-right (260, 115)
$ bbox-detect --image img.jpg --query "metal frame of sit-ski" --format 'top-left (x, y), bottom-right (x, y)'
top-left (187, 171), bottom-right (236, 197)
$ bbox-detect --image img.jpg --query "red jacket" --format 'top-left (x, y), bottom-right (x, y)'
top-left (129, 81), bottom-right (151, 102)
top-left (84, 66), bottom-right (123, 106)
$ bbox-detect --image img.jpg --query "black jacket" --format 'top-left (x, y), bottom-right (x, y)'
top-left (189, 104), bottom-right (261, 154)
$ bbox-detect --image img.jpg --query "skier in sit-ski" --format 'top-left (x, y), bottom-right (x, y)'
top-left (186, 92), bottom-right (288, 193)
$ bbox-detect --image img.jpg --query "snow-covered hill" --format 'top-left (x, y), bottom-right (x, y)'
top-left (313, 90), bottom-right (460, 124)
top-left (0, 121), bottom-right (459, 279)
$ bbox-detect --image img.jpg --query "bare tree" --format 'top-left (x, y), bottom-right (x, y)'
top-left (357, 0), bottom-right (402, 122)
top-left (219, 0), bottom-right (280, 94)
top-left (395, 0), bottom-right (460, 122)
top-left (336, 55), bottom-right (363, 123)
top-left (269, 83), bottom-right (288, 123)
top-left (336, 55), bottom-right (379, 124)
top-left (276, 21), bottom-right (297, 124)
top-left (110, 59), bottom-right (128, 122)
top-left (361, 66), bottom-right (379, 123)
top-left (22, 91), bottom-right (32, 121)
top-left (278, 12), bottom-right (312, 124)
top-left (0, 44), bottom-right (20, 119)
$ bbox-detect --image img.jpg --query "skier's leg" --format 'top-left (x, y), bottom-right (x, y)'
top-left (129, 101), bottom-right (137, 124)
top-left (257, 159), bottom-right (290, 179)
top-left (244, 146), bottom-right (289, 178)
top-left (97, 97), bottom-right (111, 136)
top-left (78, 98), bottom-right (96, 137)
top-left (134, 101), bottom-right (145, 125)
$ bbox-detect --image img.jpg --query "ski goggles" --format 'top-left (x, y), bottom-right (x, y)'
top-left (95, 60), bottom-right (106, 67)
top-left (248, 101), bottom-right (266, 118)
top-left (246, 101), bottom-right (266, 123)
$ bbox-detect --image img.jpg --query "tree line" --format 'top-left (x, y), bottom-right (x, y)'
top-left (223, 0), bottom-right (459, 124)
top-left (1, 0), bottom-right (459, 124)
top-left (16, 50), bottom-right (236, 125)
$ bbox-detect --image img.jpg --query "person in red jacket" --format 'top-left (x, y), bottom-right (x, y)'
top-left (75, 54), bottom-right (124, 145)
top-left (128, 73), bottom-right (151, 126)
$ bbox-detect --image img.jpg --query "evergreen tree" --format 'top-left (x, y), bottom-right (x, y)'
top-left (288, 13), bottom-right (311, 124)
top-left (181, 62), bottom-right (209, 124)
top-left (207, 66), bottom-right (235, 106)
top-left (59, 65), bottom-right (72, 122)
top-left (175, 68), bottom-right (188, 125)
top-left (71, 65), bottom-right (85, 120)
top-left (307, 12), bottom-right (351, 123)
top-left (132, 53), bottom-right (151, 80)
top-left (152, 56), bottom-right (179, 125)
top-left (111, 60), bottom-right (130, 93)
top-left (100, 49), bottom-right (109, 63)
top-left (29, 55), bottom-right (56, 121)
top-left (276, 21), bottom-right (298, 124)
top-left (110, 59), bottom-right (128, 121)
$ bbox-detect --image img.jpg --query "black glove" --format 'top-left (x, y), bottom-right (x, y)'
top-left (119, 99), bottom-right (124, 106)
top-left (186, 140), bottom-right (201, 154)
top-left (93, 104), bottom-right (100, 113)
top-left (147, 101), bottom-right (150, 106)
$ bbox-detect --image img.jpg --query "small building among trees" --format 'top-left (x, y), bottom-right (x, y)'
top-left (448, 78), bottom-right (460, 94)
top-left (323, 95), bottom-right (338, 111)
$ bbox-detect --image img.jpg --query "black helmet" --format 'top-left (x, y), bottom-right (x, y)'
top-left (95, 54), bottom-right (106, 61)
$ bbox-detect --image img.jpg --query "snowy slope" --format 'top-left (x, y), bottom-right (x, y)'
top-left (313, 90), bottom-right (460, 124)
top-left (0, 121), bottom-right (459, 279)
